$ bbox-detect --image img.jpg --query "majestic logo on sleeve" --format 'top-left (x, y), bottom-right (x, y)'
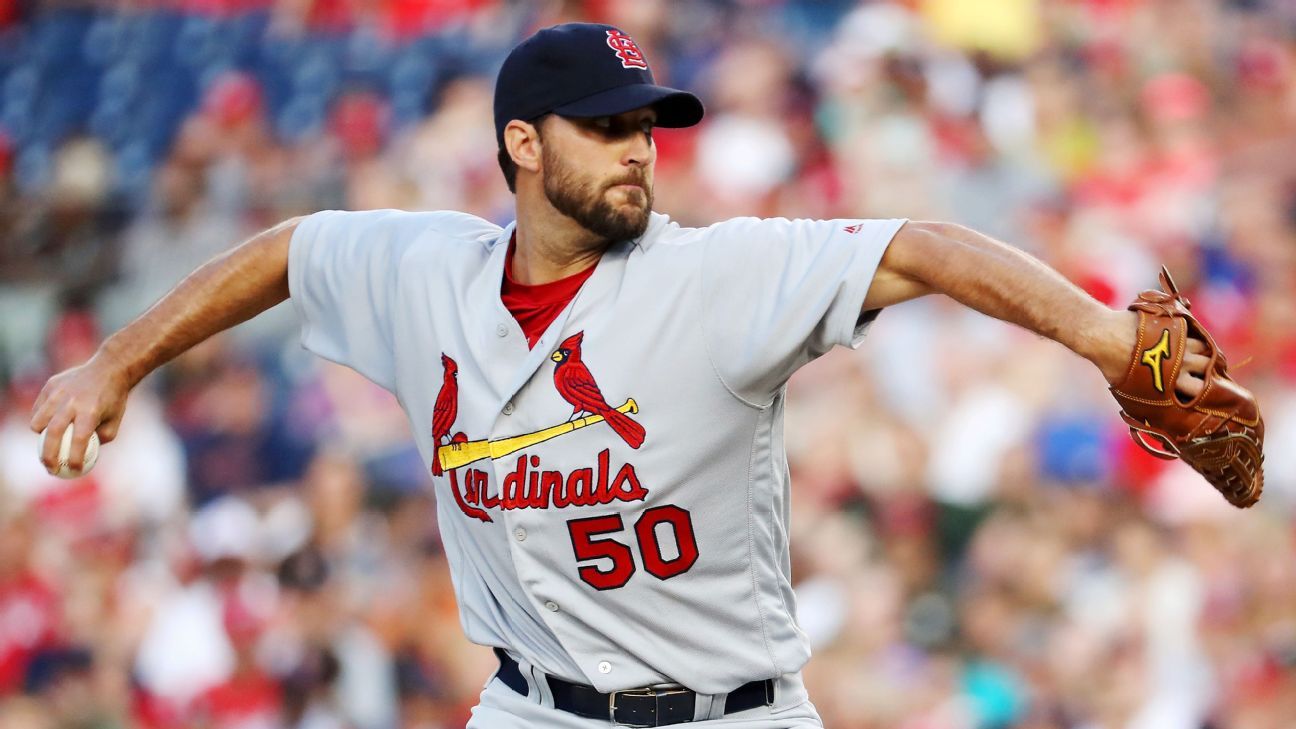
top-left (605, 29), bottom-right (649, 69)
top-left (432, 332), bottom-right (649, 523)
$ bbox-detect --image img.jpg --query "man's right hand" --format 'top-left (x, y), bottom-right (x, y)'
top-left (24, 217), bottom-right (298, 475)
top-left (30, 353), bottom-right (133, 474)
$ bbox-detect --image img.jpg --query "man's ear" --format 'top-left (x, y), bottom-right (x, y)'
top-left (504, 119), bottom-right (543, 175)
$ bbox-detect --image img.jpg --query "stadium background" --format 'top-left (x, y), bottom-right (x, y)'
top-left (1, 0), bottom-right (1295, 727)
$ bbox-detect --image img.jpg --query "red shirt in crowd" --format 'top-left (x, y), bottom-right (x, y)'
top-left (0, 572), bottom-right (60, 692)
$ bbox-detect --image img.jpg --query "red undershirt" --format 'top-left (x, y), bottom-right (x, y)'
top-left (500, 235), bottom-right (597, 349)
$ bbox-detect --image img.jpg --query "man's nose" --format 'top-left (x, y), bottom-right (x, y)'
top-left (623, 133), bottom-right (653, 167)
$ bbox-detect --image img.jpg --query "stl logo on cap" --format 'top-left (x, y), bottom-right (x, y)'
top-left (606, 29), bottom-right (649, 70)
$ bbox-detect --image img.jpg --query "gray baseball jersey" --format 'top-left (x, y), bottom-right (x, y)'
top-left (288, 209), bottom-right (904, 695)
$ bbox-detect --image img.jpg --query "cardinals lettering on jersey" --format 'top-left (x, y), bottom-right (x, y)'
top-left (448, 449), bottom-right (649, 523)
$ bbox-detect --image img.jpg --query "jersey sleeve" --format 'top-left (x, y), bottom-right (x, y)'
top-left (699, 216), bottom-right (906, 404)
top-left (287, 209), bottom-right (415, 391)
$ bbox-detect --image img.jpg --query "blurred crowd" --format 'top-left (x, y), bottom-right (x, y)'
top-left (1, 0), bottom-right (1295, 727)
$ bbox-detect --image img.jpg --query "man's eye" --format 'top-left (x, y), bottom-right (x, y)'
top-left (593, 117), bottom-right (612, 129)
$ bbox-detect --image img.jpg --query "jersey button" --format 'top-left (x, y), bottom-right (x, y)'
top-left (513, 528), bottom-right (527, 542)
top-left (544, 601), bottom-right (559, 612)
top-left (597, 661), bottom-right (612, 674)
top-left (496, 323), bottom-right (509, 337)
top-left (503, 402), bottom-right (515, 415)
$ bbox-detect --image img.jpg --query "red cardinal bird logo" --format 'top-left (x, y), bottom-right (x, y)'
top-left (431, 354), bottom-right (464, 475)
top-left (551, 332), bottom-right (645, 449)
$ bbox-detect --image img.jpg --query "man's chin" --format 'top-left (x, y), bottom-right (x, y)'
top-left (589, 208), bottom-right (650, 241)
top-left (616, 204), bottom-right (650, 223)
top-left (548, 186), bottom-right (651, 240)
top-left (617, 208), bottom-right (651, 236)
top-left (601, 196), bottom-right (651, 226)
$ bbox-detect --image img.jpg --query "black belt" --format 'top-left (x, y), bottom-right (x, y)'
top-left (493, 648), bottom-right (774, 727)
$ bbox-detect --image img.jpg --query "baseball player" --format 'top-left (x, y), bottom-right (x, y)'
top-left (31, 22), bottom-right (1223, 728)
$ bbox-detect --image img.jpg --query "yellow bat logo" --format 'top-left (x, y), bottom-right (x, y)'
top-left (1140, 329), bottom-right (1172, 393)
top-left (437, 399), bottom-right (638, 472)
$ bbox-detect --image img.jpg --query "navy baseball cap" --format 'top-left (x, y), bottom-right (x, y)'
top-left (493, 23), bottom-right (704, 147)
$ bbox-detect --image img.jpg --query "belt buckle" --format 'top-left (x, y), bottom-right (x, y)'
top-left (609, 687), bottom-right (692, 728)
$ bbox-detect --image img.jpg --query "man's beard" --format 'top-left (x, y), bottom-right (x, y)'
top-left (543, 146), bottom-right (652, 241)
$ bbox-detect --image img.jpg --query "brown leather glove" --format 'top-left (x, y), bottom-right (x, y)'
top-left (1108, 267), bottom-right (1264, 508)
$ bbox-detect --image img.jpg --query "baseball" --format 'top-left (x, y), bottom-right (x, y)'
top-left (39, 425), bottom-right (100, 479)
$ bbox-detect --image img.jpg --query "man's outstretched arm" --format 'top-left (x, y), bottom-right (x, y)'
top-left (863, 221), bottom-right (1209, 391)
top-left (29, 217), bottom-right (302, 473)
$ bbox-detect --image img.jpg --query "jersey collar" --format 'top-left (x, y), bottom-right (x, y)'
top-left (471, 221), bottom-right (636, 410)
